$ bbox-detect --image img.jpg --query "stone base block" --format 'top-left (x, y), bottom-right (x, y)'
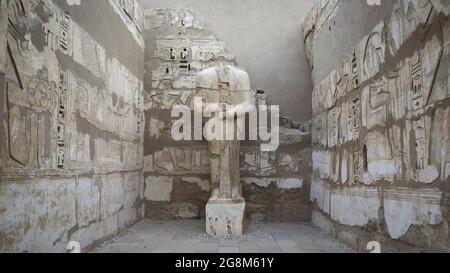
top-left (206, 200), bottom-right (245, 236)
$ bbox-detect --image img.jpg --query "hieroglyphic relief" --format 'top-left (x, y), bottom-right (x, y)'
top-left (310, 0), bottom-right (450, 189)
top-left (1, 0), bottom-right (145, 253)
top-left (3, 1), bottom-right (69, 170)
top-left (144, 9), bottom-right (239, 181)
top-left (351, 49), bottom-right (360, 90)
top-left (347, 96), bottom-right (361, 142)
top-left (144, 9), bottom-right (204, 31)
top-left (42, 7), bottom-right (73, 55)
top-left (151, 37), bottom-right (234, 93)
top-left (56, 68), bottom-right (68, 169)
top-left (327, 107), bottom-right (340, 148)
top-left (307, 0), bottom-right (450, 248)
top-left (71, 24), bottom-right (106, 79)
top-left (2, 0), bottom-right (144, 173)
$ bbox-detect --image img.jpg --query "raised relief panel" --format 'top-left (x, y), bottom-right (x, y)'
top-left (388, 1), bottom-right (406, 56)
top-left (68, 127), bottom-right (91, 169)
top-left (68, 58), bottom-right (141, 142)
top-left (361, 22), bottom-right (385, 82)
top-left (74, 79), bottom-right (94, 120)
top-left (72, 24), bottom-right (105, 79)
top-left (362, 131), bottom-right (402, 184)
top-left (58, 12), bottom-right (72, 54)
top-left (351, 49), bottom-right (360, 90)
top-left (429, 108), bottom-right (450, 181)
top-left (362, 76), bottom-right (389, 129)
top-left (41, 6), bottom-right (72, 55)
top-left (388, 0), bottom-right (434, 56)
top-left (389, 64), bottom-right (408, 121)
top-left (341, 150), bottom-right (349, 184)
top-left (327, 107), bottom-right (340, 148)
top-left (8, 0), bottom-right (30, 56)
top-left (146, 90), bottom-right (194, 110)
top-left (431, 0), bottom-right (450, 16)
top-left (312, 113), bottom-right (327, 147)
top-left (347, 96), bottom-right (361, 142)
top-left (389, 124), bottom-right (407, 167)
top-left (56, 68), bottom-right (69, 169)
top-left (413, 117), bottom-right (428, 169)
top-left (407, 115), bottom-right (439, 184)
top-left (136, 91), bottom-right (143, 137)
top-left (153, 37), bottom-right (233, 92)
top-left (409, 52), bottom-right (425, 118)
top-left (26, 68), bottom-right (59, 113)
top-left (336, 58), bottom-right (352, 97)
top-left (403, 0), bottom-right (434, 34)
top-left (338, 101), bottom-right (348, 145)
top-left (6, 66), bottom-right (60, 170)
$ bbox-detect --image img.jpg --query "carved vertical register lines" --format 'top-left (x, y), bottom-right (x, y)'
top-left (1, 0), bottom-right (145, 252)
top-left (307, 0), bottom-right (450, 249)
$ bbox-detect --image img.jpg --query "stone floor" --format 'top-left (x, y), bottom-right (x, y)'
top-left (92, 220), bottom-right (353, 253)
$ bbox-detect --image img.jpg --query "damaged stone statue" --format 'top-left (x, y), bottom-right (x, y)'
top-left (195, 63), bottom-right (256, 236)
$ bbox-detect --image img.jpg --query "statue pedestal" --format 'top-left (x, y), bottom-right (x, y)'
top-left (206, 199), bottom-right (245, 236)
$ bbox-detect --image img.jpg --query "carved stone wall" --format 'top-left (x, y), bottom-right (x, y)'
top-left (0, 0), bottom-right (145, 252)
top-left (305, 0), bottom-right (450, 252)
top-left (142, 9), bottom-right (312, 222)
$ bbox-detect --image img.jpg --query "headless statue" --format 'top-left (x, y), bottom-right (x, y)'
top-left (195, 64), bottom-right (255, 236)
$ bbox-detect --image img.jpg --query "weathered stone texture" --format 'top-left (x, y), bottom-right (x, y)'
top-left (0, 0), bottom-right (144, 252)
top-left (306, 0), bottom-right (450, 251)
top-left (142, 8), bottom-right (312, 222)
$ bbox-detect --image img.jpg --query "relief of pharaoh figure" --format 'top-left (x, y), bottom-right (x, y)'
top-left (195, 64), bottom-right (255, 236)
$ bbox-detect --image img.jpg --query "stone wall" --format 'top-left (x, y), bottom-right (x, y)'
top-left (0, 0), bottom-right (145, 252)
top-left (142, 8), bottom-right (312, 222)
top-left (305, 0), bottom-right (450, 252)
top-left (140, 0), bottom-right (318, 122)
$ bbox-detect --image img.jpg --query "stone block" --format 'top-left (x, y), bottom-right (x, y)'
top-left (206, 200), bottom-right (245, 237)
top-left (144, 176), bottom-right (173, 202)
